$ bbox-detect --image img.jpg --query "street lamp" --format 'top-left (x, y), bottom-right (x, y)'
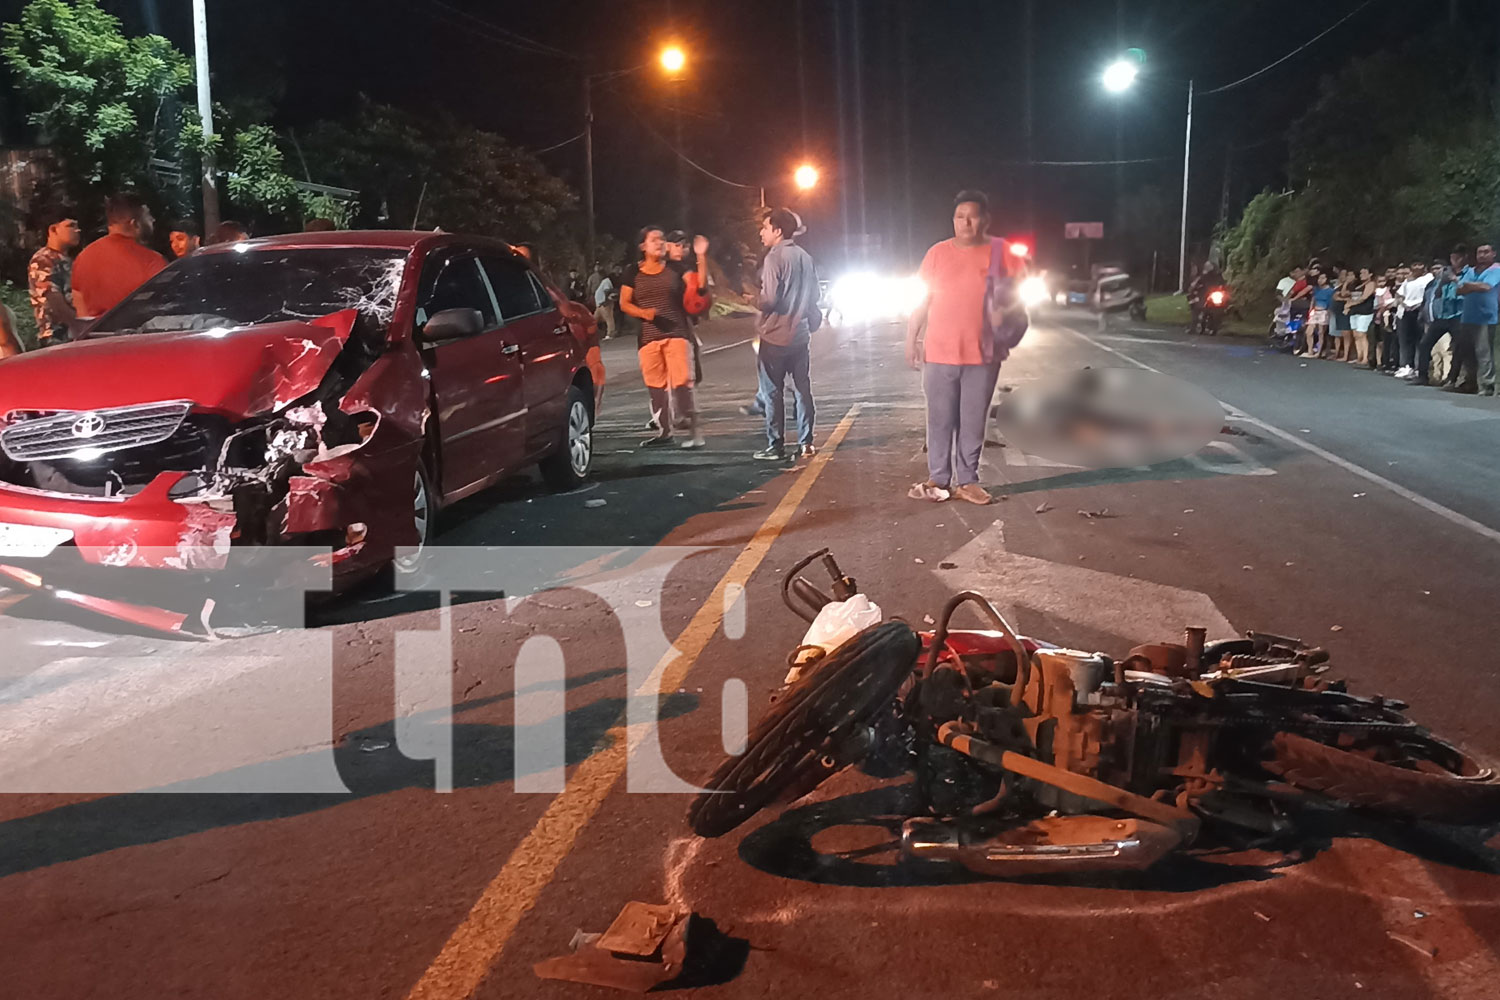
top-left (659, 44), bottom-right (687, 76)
top-left (794, 163), bottom-right (819, 192)
top-left (583, 45), bottom-right (690, 263)
top-left (1103, 53), bottom-right (1193, 294)
top-left (1101, 59), bottom-right (1138, 93)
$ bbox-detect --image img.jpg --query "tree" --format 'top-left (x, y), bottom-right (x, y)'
top-left (301, 99), bottom-right (581, 251)
top-left (2, 0), bottom-right (190, 212)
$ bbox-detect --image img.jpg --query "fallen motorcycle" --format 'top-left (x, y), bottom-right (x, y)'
top-left (686, 551), bottom-right (1500, 876)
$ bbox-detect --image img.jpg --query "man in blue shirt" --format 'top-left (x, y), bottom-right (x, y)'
top-left (1450, 243), bottom-right (1500, 395)
top-left (1414, 249), bottom-right (1466, 386)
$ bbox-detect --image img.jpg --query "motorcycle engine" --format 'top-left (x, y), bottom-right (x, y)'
top-left (1020, 649), bottom-right (1138, 814)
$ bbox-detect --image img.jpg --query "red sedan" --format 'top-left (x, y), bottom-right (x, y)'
top-left (0, 231), bottom-right (602, 627)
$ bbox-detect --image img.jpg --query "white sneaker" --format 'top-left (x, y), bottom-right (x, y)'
top-left (1394, 366), bottom-right (1414, 378)
top-left (680, 434), bottom-right (706, 450)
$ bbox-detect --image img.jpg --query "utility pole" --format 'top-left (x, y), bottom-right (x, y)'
top-left (583, 75), bottom-right (595, 265)
top-left (1177, 78), bottom-right (1194, 294)
top-left (191, 0), bottom-right (220, 233)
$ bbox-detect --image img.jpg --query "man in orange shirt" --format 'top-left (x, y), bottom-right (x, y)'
top-left (905, 190), bottom-right (1023, 505)
top-left (71, 193), bottom-right (167, 318)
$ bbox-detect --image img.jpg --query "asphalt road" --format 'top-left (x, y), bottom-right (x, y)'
top-left (3, 310), bottom-right (1500, 999)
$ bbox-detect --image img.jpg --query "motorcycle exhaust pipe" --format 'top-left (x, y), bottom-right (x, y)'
top-left (901, 815), bottom-right (1181, 876)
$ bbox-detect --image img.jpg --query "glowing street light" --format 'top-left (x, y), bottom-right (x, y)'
top-left (794, 163), bottom-right (819, 191)
top-left (1101, 59), bottom-right (1138, 93)
top-left (660, 45), bottom-right (687, 76)
top-left (1101, 49), bottom-right (1194, 294)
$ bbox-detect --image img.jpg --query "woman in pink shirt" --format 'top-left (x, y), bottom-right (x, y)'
top-left (905, 190), bottom-right (1021, 505)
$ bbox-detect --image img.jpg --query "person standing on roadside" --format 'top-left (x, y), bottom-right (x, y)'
top-left (585, 262), bottom-right (606, 304)
top-left (208, 220), bottom-right (249, 245)
top-left (0, 301), bottom-right (21, 358)
top-left (666, 230), bottom-right (712, 385)
top-left (620, 225), bottom-right (704, 449)
top-left (593, 268), bottom-right (618, 340)
top-left (27, 214), bottom-right (80, 347)
top-left (1450, 243), bottom-right (1500, 395)
top-left (905, 190), bottom-right (1027, 506)
top-left (753, 208), bottom-right (820, 461)
top-left (1394, 260), bottom-right (1433, 378)
top-left (1414, 255), bottom-right (1462, 386)
top-left (71, 193), bottom-right (167, 318)
top-left (168, 220), bottom-right (201, 259)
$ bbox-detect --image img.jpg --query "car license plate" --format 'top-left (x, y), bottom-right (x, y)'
top-left (1068, 292), bottom-right (1087, 304)
top-left (0, 523), bottom-right (74, 558)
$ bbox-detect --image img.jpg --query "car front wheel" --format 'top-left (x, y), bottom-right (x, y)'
top-left (540, 384), bottom-right (593, 490)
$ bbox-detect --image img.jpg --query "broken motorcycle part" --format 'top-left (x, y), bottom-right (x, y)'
top-left (686, 621), bottom-right (921, 838)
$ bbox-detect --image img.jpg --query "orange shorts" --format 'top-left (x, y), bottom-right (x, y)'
top-left (638, 337), bottom-right (693, 389)
top-left (585, 344), bottom-right (605, 389)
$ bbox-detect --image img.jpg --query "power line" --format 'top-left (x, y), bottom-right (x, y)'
top-left (626, 106), bottom-right (759, 191)
top-left (1200, 0), bottom-right (1375, 95)
top-left (1007, 157), bottom-right (1173, 166)
top-left (529, 130), bottom-right (586, 155)
top-left (422, 0), bottom-right (576, 60)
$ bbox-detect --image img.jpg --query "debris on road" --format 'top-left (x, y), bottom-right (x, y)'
top-left (635, 600), bottom-right (655, 608)
top-left (1352, 493), bottom-right (1366, 499)
top-left (1385, 932), bottom-right (1436, 959)
top-left (1330, 625), bottom-right (1344, 632)
top-left (1077, 508), bottom-right (1118, 519)
top-left (1254, 911), bottom-right (1272, 922)
top-left (534, 902), bottom-right (692, 992)
top-left (1034, 502), bottom-right (1053, 514)
top-left (914, 557), bottom-right (925, 564)
top-left (1242, 565), bottom-right (1253, 571)
top-left (584, 499), bottom-right (608, 508)
top-left (939, 562), bottom-right (957, 570)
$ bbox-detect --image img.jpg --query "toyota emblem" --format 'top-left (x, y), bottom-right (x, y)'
top-left (70, 413), bottom-right (107, 439)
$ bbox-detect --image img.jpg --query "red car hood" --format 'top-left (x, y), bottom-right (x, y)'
top-left (0, 311), bottom-right (357, 418)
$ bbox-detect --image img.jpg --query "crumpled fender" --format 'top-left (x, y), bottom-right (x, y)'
top-left (276, 345), bottom-right (428, 572)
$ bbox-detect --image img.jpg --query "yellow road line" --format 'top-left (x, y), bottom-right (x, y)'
top-left (405, 403), bottom-right (863, 1000)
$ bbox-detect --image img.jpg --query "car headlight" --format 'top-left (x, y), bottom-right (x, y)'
top-left (830, 272), bottom-right (926, 325)
top-left (1020, 276), bottom-right (1049, 308)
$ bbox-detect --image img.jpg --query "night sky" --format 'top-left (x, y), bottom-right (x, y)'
top-left (1, 0), bottom-right (1441, 272)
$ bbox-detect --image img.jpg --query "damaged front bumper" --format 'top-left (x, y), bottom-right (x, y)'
top-left (0, 472), bottom-right (237, 571)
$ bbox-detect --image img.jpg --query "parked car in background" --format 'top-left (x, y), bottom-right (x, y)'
top-left (0, 231), bottom-right (601, 628)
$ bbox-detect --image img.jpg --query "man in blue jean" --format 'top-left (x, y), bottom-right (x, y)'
top-left (1449, 243), bottom-right (1500, 395)
top-left (752, 208), bottom-right (820, 460)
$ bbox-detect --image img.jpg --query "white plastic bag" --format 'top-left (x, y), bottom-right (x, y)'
top-left (783, 594), bottom-right (882, 684)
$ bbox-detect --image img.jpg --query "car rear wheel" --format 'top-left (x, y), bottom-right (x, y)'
top-left (540, 384), bottom-right (593, 490)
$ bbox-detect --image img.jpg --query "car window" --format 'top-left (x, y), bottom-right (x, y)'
top-left (90, 248), bottom-right (409, 335)
top-left (480, 255), bottom-right (546, 323)
top-left (415, 254), bottom-right (497, 331)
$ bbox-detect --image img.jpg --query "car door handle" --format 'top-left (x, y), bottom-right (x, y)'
top-left (552, 323), bottom-right (569, 336)
top-left (501, 343), bottom-right (520, 355)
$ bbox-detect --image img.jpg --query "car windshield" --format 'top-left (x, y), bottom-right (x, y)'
top-left (91, 247), bottom-right (409, 335)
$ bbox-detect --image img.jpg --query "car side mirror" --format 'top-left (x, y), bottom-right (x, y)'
top-left (422, 307), bottom-right (484, 342)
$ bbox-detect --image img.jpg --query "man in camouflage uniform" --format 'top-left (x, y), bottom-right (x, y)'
top-left (28, 215), bottom-right (81, 347)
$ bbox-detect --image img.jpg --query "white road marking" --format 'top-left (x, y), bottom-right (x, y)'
top-left (702, 337), bottom-right (754, 355)
top-left (934, 520), bottom-right (1234, 644)
top-left (1065, 325), bottom-right (1500, 546)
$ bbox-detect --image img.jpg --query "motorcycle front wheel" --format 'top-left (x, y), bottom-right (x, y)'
top-left (686, 621), bottom-right (921, 838)
top-left (1267, 731), bottom-right (1500, 825)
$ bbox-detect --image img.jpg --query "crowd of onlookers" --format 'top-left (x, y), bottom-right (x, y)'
top-left (1274, 242), bottom-right (1500, 393)
top-left (3, 192), bottom-right (289, 357)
